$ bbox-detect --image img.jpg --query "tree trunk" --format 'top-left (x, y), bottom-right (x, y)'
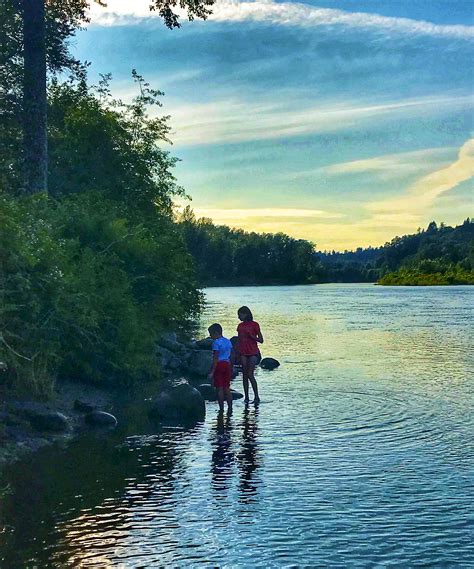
top-left (22, 0), bottom-right (47, 194)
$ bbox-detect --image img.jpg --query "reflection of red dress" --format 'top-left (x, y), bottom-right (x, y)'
top-left (237, 321), bottom-right (261, 356)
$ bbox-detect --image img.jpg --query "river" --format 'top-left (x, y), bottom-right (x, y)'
top-left (1, 284), bottom-right (473, 567)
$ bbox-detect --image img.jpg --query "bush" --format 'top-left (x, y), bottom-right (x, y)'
top-left (0, 191), bottom-right (201, 394)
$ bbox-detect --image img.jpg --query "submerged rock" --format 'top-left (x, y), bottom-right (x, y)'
top-left (29, 412), bottom-right (70, 433)
top-left (149, 383), bottom-right (205, 424)
top-left (260, 357), bottom-right (280, 370)
top-left (85, 411), bottom-right (118, 428)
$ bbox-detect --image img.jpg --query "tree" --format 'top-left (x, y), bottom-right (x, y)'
top-left (20, 0), bottom-right (216, 195)
top-left (22, 0), bottom-right (48, 193)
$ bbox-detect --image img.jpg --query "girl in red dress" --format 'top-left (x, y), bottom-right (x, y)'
top-left (237, 306), bottom-right (264, 404)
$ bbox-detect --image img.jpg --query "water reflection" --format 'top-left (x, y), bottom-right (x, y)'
top-left (210, 407), bottom-right (263, 504)
top-left (237, 407), bottom-right (261, 503)
top-left (211, 413), bottom-right (234, 494)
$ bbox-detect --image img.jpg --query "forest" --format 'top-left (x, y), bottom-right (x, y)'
top-left (1, 1), bottom-right (472, 397)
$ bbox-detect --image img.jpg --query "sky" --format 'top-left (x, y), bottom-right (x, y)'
top-left (73, 0), bottom-right (473, 250)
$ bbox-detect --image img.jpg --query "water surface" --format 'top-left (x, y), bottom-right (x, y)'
top-left (1, 284), bottom-right (473, 567)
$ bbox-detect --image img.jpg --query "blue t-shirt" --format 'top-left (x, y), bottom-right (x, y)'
top-left (212, 336), bottom-right (232, 361)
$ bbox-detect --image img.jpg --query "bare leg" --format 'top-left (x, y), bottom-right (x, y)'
top-left (224, 387), bottom-right (233, 415)
top-left (241, 356), bottom-right (250, 402)
top-left (217, 387), bottom-right (225, 412)
top-left (248, 358), bottom-right (260, 403)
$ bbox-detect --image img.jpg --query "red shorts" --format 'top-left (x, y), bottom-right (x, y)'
top-left (213, 361), bottom-right (232, 389)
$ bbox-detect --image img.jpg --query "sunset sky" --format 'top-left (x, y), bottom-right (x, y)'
top-left (74, 0), bottom-right (473, 250)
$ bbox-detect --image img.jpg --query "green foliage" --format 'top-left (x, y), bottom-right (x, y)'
top-left (0, 191), bottom-right (201, 393)
top-left (317, 219), bottom-right (474, 284)
top-left (376, 219), bottom-right (474, 286)
top-left (1, 72), bottom-right (201, 394)
top-left (178, 207), bottom-right (324, 285)
top-left (48, 73), bottom-right (184, 212)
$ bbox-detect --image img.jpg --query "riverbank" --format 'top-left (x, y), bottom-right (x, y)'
top-left (0, 379), bottom-right (118, 471)
top-left (0, 333), bottom-right (216, 473)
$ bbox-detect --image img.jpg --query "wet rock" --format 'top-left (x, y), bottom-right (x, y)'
top-left (186, 350), bottom-right (213, 376)
top-left (74, 400), bottom-right (95, 413)
top-left (85, 411), bottom-right (118, 428)
top-left (197, 384), bottom-right (244, 401)
top-left (195, 337), bottom-right (214, 350)
top-left (29, 411), bottom-right (70, 433)
top-left (260, 357), bottom-right (280, 370)
top-left (197, 383), bottom-right (217, 401)
top-left (149, 383), bottom-right (205, 424)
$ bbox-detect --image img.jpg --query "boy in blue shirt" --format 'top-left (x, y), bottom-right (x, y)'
top-left (208, 323), bottom-right (234, 414)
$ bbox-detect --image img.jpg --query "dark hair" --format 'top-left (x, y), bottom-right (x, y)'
top-left (238, 306), bottom-right (253, 321)
top-left (208, 323), bottom-right (223, 335)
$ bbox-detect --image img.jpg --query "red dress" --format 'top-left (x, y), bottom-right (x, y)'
top-left (237, 321), bottom-right (261, 356)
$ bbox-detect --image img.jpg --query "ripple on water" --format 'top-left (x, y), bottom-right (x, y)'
top-left (1, 285), bottom-right (473, 568)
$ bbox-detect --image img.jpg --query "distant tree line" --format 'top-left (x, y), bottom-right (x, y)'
top-left (178, 207), bottom-right (324, 285)
top-left (178, 216), bottom-right (474, 286)
top-left (318, 219), bottom-right (474, 285)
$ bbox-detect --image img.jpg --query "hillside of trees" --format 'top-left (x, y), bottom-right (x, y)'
top-left (178, 215), bottom-right (474, 286)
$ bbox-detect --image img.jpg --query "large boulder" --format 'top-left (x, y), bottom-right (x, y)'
top-left (197, 384), bottom-right (244, 401)
top-left (156, 345), bottom-right (182, 371)
top-left (195, 337), bottom-right (213, 350)
top-left (149, 383), bottom-right (206, 424)
top-left (29, 411), bottom-right (70, 433)
top-left (186, 350), bottom-right (213, 376)
top-left (85, 411), bottom-right (118, 428)
top-left (260, 357), bottom-right (280, 370)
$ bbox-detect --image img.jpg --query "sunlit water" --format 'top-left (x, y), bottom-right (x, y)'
top-left (1, 284), bottom-right (473, 567)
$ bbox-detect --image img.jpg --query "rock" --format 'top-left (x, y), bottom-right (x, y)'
top-left (85, 411), bottom-right (118, 428)
top-left (186, 350), bottom-right (213, 376)
top-left (260, 357), bottom-right (280, 370)
top-left (74, 400), bottom-right (95, 413)
top-left (29, 412), bottom-right (70, 433)
top-left (156, 345), bottom-right (182, 370)
top-left (197, 384), bottom-right (244, 401)
top-left (197, 383), bottom-right (217, 401)
top-left (195, 337), bottom-right (214, 350)
top-left (149, 383), bottom-right (205, 424)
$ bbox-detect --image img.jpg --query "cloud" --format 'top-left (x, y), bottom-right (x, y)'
top-left (321, 148), bottom-right (454, 176)
top-left (88, 0), bottom-right (474, 40)
top-left (367, 138), bottom-right (474, 215)
top-left (166, 94), bottom-right (472, 146)
top-left (191, 207), bottom-right (344, 220)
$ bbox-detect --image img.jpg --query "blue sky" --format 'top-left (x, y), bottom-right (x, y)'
top-left (73, 0), bottom-right (473, 249)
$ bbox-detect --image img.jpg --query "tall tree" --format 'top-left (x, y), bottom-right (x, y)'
top-left (22, 0), bottom-right (47, 194)
top-left (20, 0), bottom-right (216, 195)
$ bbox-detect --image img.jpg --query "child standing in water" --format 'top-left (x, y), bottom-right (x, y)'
top-left (237, 306), bottom-right (264, 404)
top-left (208, 323), bottom-right (234, 414)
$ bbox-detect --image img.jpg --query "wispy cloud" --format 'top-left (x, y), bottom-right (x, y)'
top-left (367, 138), bottom-right (474, 215)
top-left (315, 147), bottom-right (456, 182)
top-left (192, 207), bottom-right (344, 220)
top-left (88, 0), bottom-right (474, 40)
top-left (166, 94), bottom-right (472, 146)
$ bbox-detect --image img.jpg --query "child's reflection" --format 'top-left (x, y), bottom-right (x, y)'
top-left (210, 413), bottom-right (234, 494)
top-left (237, 407), bottom-right (261, 502)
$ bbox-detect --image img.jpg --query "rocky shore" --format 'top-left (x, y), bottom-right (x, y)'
top-left (0, 333), bottom-right (280, 473)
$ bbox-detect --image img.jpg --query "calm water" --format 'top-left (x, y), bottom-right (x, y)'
top-left (1, 284), bottom-right (473, 567)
